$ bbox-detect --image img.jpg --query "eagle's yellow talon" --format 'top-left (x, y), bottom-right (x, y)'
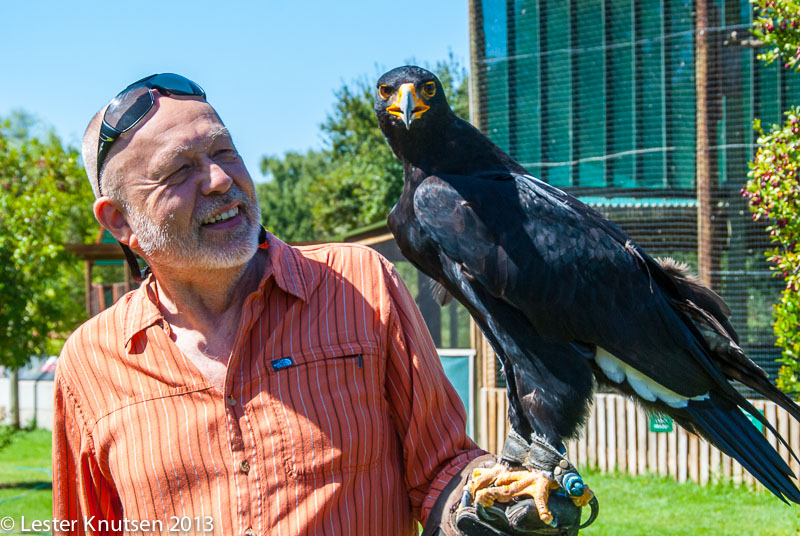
top-left (462, 463), bottom-right (561, 524)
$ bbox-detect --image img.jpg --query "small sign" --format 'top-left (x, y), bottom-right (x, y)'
top-left (271, 357), bottom-right (294, 371)
top-left (649, 413), bottom-right (673, 433)
top-left (742, 408), bottom-right (764, 433)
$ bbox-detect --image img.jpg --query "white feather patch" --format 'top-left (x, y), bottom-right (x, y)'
top-left (594, 347), bottom-right (709, 408)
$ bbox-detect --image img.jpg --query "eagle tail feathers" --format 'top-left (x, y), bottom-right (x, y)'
top-left (683, 395), bottom-right (800, 504)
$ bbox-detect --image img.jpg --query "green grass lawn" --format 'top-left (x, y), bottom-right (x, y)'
top-left (581, 468), bottom-right (800, 535)
top-left (1, 428), bottom-right (799, 535)
top-left (0, 428), bottom-right (52, 533)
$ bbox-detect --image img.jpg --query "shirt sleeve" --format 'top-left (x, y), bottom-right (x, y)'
top-left (52, 371), bottom-right (121, 535)
top-left (382, 264), bottom-right (486, 525)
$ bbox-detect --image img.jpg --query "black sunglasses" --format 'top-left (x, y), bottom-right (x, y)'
top-left (95, 73), bottom-right (205, 283)
top-left (96, 73), bottom-right (206, 195)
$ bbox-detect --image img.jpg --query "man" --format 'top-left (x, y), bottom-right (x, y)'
top-left (53, 73), bottom-right (505, 535)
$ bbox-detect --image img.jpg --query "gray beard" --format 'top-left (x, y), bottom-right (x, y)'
top-left (126, 190), bottom-right (261, 271)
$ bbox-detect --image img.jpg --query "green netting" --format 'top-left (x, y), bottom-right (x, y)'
top-left (481, 0), bottom-right (800, 190)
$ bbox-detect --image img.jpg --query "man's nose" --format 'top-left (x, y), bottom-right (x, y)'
top-left (200, 159), bottom-right (233, 195)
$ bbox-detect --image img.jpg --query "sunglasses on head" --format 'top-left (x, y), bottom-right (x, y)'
top-left (95, 73), bottom-right (205, 283)
top-left (96, 73), bottom-right (206, 195)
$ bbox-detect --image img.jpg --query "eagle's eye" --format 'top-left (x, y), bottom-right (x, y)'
top-left (422, 81), bottom-right (437, 98)
top-left (378, 85), bottom-right (392, 99)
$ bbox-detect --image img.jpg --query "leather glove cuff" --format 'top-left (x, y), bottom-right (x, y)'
top-left (422, 454), bottom-right (498, 536)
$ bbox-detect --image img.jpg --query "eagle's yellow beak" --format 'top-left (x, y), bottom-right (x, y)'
top-left (386, 83), bottom-right (430, 129)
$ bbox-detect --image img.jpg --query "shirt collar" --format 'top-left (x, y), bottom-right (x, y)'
top-left (260, 231), bottom-right (310, 303)
top-left (121, 277), bottom-right (166, 347)
top-left (121, 230), bottom-right (309, 346)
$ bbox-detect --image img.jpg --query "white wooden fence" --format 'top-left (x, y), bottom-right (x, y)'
top-left (479, 389), bottom-right (800, 488)
top-left (0, 377), bottom-right (55, 430)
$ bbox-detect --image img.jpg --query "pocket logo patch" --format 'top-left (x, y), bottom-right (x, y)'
top-left (271, 357), bottom-right (294, 371)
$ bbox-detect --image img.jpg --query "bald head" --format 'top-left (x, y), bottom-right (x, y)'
top-left (81, 109), bottom-right (105, 198)
top-left (82, 105), bottom-right (130, 202)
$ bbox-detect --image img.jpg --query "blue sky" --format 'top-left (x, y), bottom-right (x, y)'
top-left (0, 1), bottom-right (469, 181)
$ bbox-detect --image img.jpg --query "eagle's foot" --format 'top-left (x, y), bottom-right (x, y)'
top-left (502, 430), bottom-right (596, 507)
top-left (456, 433), bottom-right (599, 533)
top-left (465, 463), bottom-right (561, 525)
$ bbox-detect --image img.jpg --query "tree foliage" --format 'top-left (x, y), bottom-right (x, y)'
top-left (257, 55), bottom-right (469, 241)
top-left (0, 112), bottom-right (96, 368)
top-left (744, 1), bottom-right (800, 395)
top-left (257, 151), bottom-right (323, 242)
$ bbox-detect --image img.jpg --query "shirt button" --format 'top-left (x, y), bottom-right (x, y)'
top-left (240, 460), bottom-right (250, 473)
top-left (244, 529), bottom-right (255, 536)
top-left (227, 395), bottom-right (237, 406)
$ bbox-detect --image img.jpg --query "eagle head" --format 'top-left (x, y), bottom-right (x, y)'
top-left (374, 66), bottom-right (451, 131)
top-left (374, 65), bottom-right (454, 165)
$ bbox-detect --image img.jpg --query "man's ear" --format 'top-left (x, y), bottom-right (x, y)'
top-left (93, 197), bottom-right (141, 250)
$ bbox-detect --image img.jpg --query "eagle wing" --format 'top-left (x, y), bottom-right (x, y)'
top-left (412, 171), bottom-right (728, 400)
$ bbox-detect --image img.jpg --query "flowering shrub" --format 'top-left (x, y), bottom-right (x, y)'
top-left (744, 110), bottom-right (800, 394)
top-left (752, 0), bottom-right (800, 71)
top-left (742, 0), bottom-right (800, 395)
top-left (743, 0), bottom-right (800, 395)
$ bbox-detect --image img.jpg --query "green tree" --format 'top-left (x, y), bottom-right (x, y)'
top-left (744, 1), bottom-right (800, 395)
top-left (0, 112), bottom-right (96, 372)
top-left (256, 151), bottom-right (323, 242)
top-left (258, 55), bottom-right (469, 241)
top-left (309, 77), bottom-right (405, 237)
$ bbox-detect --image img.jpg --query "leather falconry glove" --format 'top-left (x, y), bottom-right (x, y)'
top-left (422, 453), bottom-right (597, 536)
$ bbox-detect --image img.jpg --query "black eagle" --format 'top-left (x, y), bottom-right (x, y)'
top-left (374, 65), bottom-right (800, 517)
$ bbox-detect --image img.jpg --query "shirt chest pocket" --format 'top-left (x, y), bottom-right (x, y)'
top-left (267, 344), bottom-right (386, 477)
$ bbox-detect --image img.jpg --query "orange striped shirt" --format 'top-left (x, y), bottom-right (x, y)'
top-left (53, 233), bottom-right (483, 535)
